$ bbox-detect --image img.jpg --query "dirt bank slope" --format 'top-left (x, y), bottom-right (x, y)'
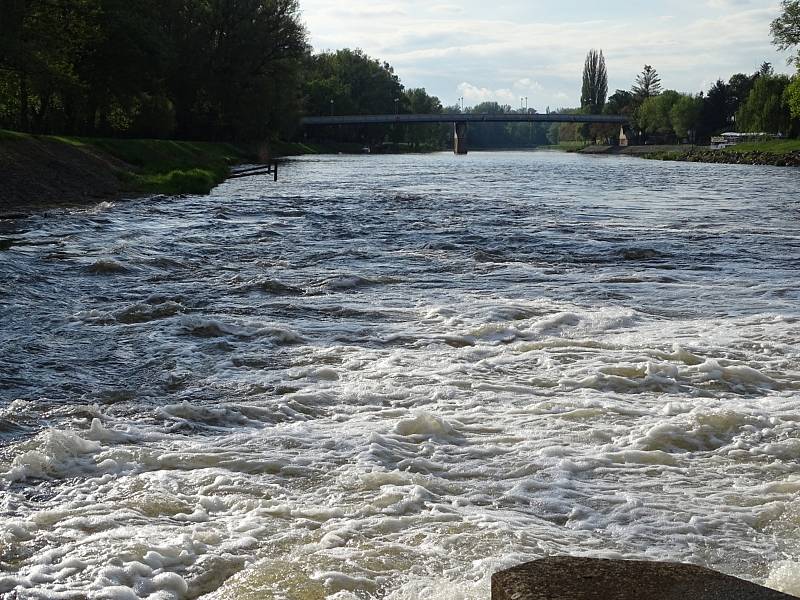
top-left (0, 134), bottom-right (127, 215)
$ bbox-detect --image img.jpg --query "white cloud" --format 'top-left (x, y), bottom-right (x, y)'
top-left (301, 0), bottom-right (794, 109)
top-left (457, 82), bottom-right (517, 105)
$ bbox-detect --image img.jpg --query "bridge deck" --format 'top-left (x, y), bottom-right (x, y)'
top-left (301, 113), bottom-right (628, 126)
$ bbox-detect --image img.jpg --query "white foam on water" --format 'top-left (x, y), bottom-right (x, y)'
top-left (4, 155), bottom-right (800, 599)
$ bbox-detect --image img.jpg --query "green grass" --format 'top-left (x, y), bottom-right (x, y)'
top-left (2, 129), bottom-right (254, 195)
top-left (84, 137), bottom-right (251, 194)
top-left (0, 128), bottom-right (30, 141)
top-left (724, 139), bottom-right (800, 154)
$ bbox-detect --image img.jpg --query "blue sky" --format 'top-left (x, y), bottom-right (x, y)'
top-left (300, 0), bottom-right (795, 110)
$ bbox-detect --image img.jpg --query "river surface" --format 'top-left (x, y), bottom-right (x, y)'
top-left (1, 151), bottom-right (800, 599)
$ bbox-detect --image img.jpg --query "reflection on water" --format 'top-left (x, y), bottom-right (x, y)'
top-left (1, 152), bottom-right (800, 599)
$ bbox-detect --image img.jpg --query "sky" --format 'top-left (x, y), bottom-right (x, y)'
top-left (299, 0), bottom-right (795, 111)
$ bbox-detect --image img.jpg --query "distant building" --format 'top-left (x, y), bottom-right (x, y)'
top-left (619, 127), bottom-right (629, 147)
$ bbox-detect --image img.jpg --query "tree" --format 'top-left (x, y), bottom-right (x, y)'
top-left (787, 76), bottom-right (800, 118)
top-left (699, 80), bottom-right (734, 138)
top-left (581, 49), bottom-right (608, 114)
top-left (670, 94), bottom-right (703, 141)
top-left (727, 72), bottom-right (758, 121)
top-left (0, 0), bottom-right (102, 132)
top-left (402, 88), bottom-right (447, 149)
top-left (632, 65), bottom-right (662, 102)
top-left (0, 0), bottom-right (308, 140)
top-left (605, 90), bottom-right (635, 116)
top-left (637, 90), bottom-right (680, 139)
top-left (736, 74), bottom-right (792, 133)
top-left (771, 0), bottom-right (800, 66)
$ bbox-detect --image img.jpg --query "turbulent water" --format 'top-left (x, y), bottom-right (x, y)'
top-left (1, 151), bottom-right (800, 599)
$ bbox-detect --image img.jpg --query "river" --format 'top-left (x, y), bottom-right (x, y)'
top-left (1, 151), bottom-right (799, 599)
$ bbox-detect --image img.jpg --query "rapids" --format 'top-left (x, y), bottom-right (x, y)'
top-left (1, 151), bottom-right (799, 599)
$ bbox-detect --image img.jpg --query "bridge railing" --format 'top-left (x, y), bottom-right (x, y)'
top-left (301, 113), bottom-right (629, 126)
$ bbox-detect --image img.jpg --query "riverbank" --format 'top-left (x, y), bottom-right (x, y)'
top-left (577, 141), bottom-right (800, 167)
top-left (0, 131), bottom-right (346, 216)
top-left (0, 130), bottom-right (252, 215)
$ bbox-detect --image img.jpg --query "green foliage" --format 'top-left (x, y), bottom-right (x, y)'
top-left (736, 74), bottom-right (792, 133)
top-left (131, 95), bottom-right (176, 139)
top-left (632, 65), bottom-right (662, 102)
top-left (303, 49), bottom-right (403, 117)
top-left (605, 90), bottom-right (635, 116)
top-left (301, 48), bottom-right (407, 146)
top-left (700, 80), bottom-right (735, 136)
top-left (0, 0), bottom-right (307, 141)
top-left (670, 95), bottom-right (703, 140)
top-left (402, 88), bottom-right (448, 148)
top-left (0, 129), bottom-right (29, 141)
top-left (88, 137), bottom-right (249, 194)
top-left (581, 49), bottom-right (608, 114)
top-left (724, 138), bottom-right (800, 153)
top-left (637, 90), bottom-right (680, 137)
top-left (128, 169), bottom-right (219, 196)
top-left (772, 0), bottom-right (800, 66)
top-left (787, 76), bottom-right (800, 118)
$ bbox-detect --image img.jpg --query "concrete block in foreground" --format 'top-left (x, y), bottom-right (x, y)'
top-left (491, 557), bottom-right (797, 600)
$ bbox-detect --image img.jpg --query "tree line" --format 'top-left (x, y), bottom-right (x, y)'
top-left (1, 0), bottom-right (798, 147)
top-left (0, 1), bottom-right (448, 146)
top-left (573, 1), bottom-right (800, 144)
top-left (0, 0), bottom-right (310, 141)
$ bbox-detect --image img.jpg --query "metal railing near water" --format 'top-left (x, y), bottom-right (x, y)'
top-left (227, 162), bottom-right (279, 182)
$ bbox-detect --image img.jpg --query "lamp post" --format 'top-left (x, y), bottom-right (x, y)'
top-left (526, 96), bottom-right (531, 144)
top-left (394, 98), bottom-right (399, 115)
top-left (330, 99), bottom-right (334, 116)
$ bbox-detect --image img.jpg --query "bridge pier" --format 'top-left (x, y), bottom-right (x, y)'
top-left (454, 122), bottom-right (468, 155)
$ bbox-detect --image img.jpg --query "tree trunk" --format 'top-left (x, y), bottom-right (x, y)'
top-left (18, 73), bottom-right (29, 131)
top-left (33, 90), bottom-right (51, 133)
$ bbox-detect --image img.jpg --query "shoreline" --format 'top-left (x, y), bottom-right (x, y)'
top-left (0, 132), bottom-right (392, 217)
top-left (3, 133), bottom-right (798, 217)
top-left (0, 131), bottom-right (252, 217)
top-left (576, 143), bottom-right (800, 167)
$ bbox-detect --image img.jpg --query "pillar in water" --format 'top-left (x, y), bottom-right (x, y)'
top-left (454, 122), bottom-right (468, 155)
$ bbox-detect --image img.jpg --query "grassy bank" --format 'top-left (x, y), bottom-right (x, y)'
top-left (79, 137), bottom-right (250, 195)
top-left (643, 141), bottom-right (800, 167)
top-left (572, 142), bottom-right (800, 167)
top-left (44, 133), bottom-right (250, 195)
top-left (723, 139), bottom-right (800, 155)
top-left (1, 129), bottom-right (256, 201)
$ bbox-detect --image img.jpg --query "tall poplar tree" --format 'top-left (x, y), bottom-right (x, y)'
top-left (581, 49), bottom-right (608, 114)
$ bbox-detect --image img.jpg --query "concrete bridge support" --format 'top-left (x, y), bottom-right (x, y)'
top-left (454, 122), bottom-right (468, 155)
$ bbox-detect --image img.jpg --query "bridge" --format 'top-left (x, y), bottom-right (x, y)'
top-left (300, 113), bottom-right (629, 154)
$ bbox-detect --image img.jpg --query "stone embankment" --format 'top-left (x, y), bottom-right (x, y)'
top-left (646, 149), bottom-right (800, 167)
